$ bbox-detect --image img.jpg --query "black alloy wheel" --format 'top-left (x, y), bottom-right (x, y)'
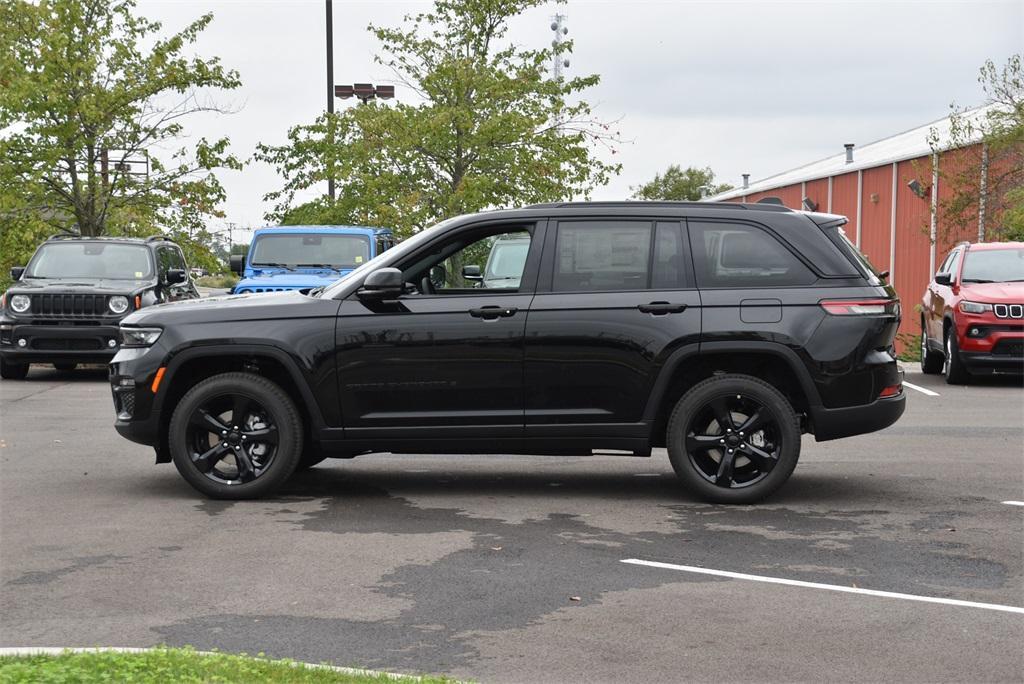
top-left (186, 394), bottom-right (280, 485)
top-left (169, 373), bottom-right (303, 499)
top-left (943, 329), bottom-right (971, 385)
top-left (667, 374), bottom-right (801, 504)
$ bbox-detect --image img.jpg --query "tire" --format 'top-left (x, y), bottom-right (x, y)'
top-left (168, 372), bottom-right (303, 499)
top-left (53, 362), bottom-right (77, 372)
top-left (667, 373), bottom-right (801, 504)
top-left (0, 358), bottom-right (29, 380)
top-left (943, 328), bottom-right (971, 385)
top-left (920, 320), bottom-right (943, 374)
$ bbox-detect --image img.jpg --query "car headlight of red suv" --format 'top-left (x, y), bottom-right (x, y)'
top-left (959, 300), bottom-right (993, 314)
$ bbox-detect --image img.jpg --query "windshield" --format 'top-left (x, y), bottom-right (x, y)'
top-left (249, 234), bottom-right (371, 269)
top-left (25, 242), bottom-right (153, 280)
top-left (961, 248), bottom-right (1024, 283)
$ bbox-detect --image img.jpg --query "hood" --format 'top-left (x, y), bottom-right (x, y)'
top-left (122, 289), bottom-right (340, 327)
top-left (959, 281), bottom-right (1024, 303)
top-left (8, 277), bottom-right (150, 295)
top-left (234, 271), bottom-right (349, 291)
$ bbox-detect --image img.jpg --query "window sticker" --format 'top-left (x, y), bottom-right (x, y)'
top-left (355, 256), bottom-right (363, 263)
top-left (135, 271), bottom-right (143, 278)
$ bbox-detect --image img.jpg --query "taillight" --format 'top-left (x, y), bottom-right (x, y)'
top-left (878, 383), bottom-right (902, 398)
top-left (820, 299), bottom-right (897, 316)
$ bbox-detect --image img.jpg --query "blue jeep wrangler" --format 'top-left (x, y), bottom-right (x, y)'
top-left (230, 225), bottom-right (394, 294)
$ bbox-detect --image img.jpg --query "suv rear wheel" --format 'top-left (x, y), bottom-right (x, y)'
top-left (667, 374), bottom-right (801, 504)
top-left (0, 358), bottom-right (29, 380)
top-left (169, 372), bottom-right (303, 499)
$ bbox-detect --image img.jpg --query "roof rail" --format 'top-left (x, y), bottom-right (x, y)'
top-left (523, 200), bottom-right (792, 213)
top-left (145, 234), bottom-right (174, 243)
top-left (46, 233), bottom-right (82, 241)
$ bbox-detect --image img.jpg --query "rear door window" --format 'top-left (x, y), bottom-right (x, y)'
top-left (690, 221), bottom-right (816, 288)
top-left (553, 221), bottom-right (652, 292)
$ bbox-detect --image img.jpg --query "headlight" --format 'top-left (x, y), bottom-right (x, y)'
top-left (959, 301), bottom-right (992, 314)
top-left (120, 327), bottom-right (162, 347)
top-left (10, 294), bottom-right (30, 313)
top-left (108, 295), bottom-right (130, 314)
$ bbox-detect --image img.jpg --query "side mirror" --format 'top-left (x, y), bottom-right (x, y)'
top-left (462, 264), bottom-right (482, 281)
top-left (229, 254), bottom-right (244, 274)
top-left (357, 267), bottom-right (404, 300)
top-left (934, 272), bottom-right (952, 286)
top-left (10, 266), bottom-right (25, 281)
top-left (166, 269), bottom-right (187, 285)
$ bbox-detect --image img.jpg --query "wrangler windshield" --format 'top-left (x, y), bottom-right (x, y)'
top-left (25, 242), bottom-right (153, 280)
top-left (250, 234), bottom-right (371, 269)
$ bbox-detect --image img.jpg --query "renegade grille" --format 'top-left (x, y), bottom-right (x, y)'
top-left (238, 287), bottom-right (296, 293)
top-left (30, 294), bottom-right (112, 317)
top-left (993, 304), bottom-right (1023, 319)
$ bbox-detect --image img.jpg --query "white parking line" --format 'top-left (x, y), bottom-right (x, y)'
top-left (1002, 501), bottom-right (1024, 507)
top-left (903, 381), bottom-right (940, 397)
top-left (621, 558), bottom-right (1024, 615)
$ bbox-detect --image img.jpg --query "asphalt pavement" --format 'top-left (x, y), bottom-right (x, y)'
top-left (1, 365), bottom-right (1022, 682)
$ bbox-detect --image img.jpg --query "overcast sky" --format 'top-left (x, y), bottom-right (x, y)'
top-left (138, 0), bottom-right (1023, 240)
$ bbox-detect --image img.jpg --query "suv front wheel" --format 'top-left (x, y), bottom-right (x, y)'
top-left (169, 372), bottom-right (303, 499)
top-left (0, 358), bottom-right (29, 380)
top-left (943, 328), bottom-right (970, 385)
top-left (667, 374), bottom-right (801, 504)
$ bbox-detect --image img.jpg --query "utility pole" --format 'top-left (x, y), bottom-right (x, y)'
top-left (326, 0), bottom-right (336, 200)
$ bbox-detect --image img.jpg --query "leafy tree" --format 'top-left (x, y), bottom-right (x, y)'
top-left (631, 165), bottom-right (733, 201)
top-left (0, 0), bottom-right (241, 278)
top-left (929, 54), bottom-right (1024, 242)
top-left (257, 0), bottom-right (621, 238)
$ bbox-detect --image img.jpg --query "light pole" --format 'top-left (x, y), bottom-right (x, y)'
top-left (325, 0), bottom-right (336, 200)
top-left (334, 83), bottom-right (395, 104)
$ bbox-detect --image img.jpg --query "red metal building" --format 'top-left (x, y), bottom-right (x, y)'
top-left (706, 107), bottom-right (993, 350)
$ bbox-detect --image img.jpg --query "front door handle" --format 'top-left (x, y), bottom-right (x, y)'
top-left (469, 305), bottom-right (518, 320)
top-left (638, 301), bottom-right (687, 315)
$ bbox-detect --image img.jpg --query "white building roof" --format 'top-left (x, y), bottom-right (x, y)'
top-left (706, 105), bottom-right (991, 202)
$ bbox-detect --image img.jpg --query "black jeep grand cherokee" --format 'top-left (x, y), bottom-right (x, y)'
top-left (110, 202), bottom-right (904, 504)
top-left (1, 235), bottom-right (198, 379)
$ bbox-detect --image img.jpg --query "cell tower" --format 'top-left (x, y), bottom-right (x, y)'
top-left (550, 14), bottom-right (569, 81)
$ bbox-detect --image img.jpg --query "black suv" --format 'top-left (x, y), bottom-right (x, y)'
top-left (110, 202), bottom-right (905, 504)
top-left (1, 235), bottom-right (198, 379)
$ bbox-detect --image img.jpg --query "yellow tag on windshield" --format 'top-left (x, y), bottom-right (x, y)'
top-left (355, 256), bottom-right (363, 263)
top-left (135, 272), bottom-right (143, 278)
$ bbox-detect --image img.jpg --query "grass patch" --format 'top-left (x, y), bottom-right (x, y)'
top-left (195, 273), bottom-right (239, 289)
top-left (896, 332), bottom-right (922, 363)
top-left (0, 647), bottom-right (454, 684)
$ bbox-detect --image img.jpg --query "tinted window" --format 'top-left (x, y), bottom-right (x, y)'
top-left (404, 229), bottom-right (532, 293)
top-left (948, 249), bottom-right (964, 279)
top-left (554, 221), bottom-right (651, 291)
top-left (691, 222), bottom-right (816, 288)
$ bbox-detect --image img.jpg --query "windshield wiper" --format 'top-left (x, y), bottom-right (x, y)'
top-left (295, 263), bottom-right (341, 269)
top-left (308, 286), bottom-right (325, 298)
top-left (962, 278), bottom-right (995, 283)
top-left (251, 262), bottom-right (294, 269)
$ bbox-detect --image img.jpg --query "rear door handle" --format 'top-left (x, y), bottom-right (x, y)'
top-left (638, 301), bottom-right (687, 315)
top-left (469, 305), bottom-right (518, 320)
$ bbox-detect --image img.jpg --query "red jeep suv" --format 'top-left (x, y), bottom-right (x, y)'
top-left (921, 241), bottom-right (1024, 383)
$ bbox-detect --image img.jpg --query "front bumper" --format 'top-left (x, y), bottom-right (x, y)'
top-left (110, 346), bottom-right (167, 450)
top-left (1, 321), bottom-right (121, 363)
top-left (959, 350), bottom-right (1024, 374)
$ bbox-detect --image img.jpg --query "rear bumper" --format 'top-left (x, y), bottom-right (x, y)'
top-left (811, 392), bottom-right (906, 442)
top-left (0, 322), bottom-right (120, 364)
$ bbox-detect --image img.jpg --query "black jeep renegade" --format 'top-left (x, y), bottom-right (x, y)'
top-left (1, 235), bottom-right (198, 379)
top-left (110, 202), bottom-right (905, 504)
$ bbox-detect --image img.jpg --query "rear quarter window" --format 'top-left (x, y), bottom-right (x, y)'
top-left (690, 221), bottom-right (817, 288)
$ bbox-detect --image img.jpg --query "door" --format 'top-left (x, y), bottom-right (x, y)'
top-left (524, 219), bottom-right (702, 437)
top-left (927, 247), bottom-right (961, 344)
top-left (336, 222), bottom-right (543, 440)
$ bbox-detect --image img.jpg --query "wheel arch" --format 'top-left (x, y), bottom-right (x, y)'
top-left (153, 344), bottom-right (325, 463)
top-left (644, 342), bottom-right (820, 447)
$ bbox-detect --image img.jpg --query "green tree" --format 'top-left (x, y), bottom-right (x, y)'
top-left (630, 165), bottom-right (733, 201)
top-left (929, 54), bottom-right (1024, 242)
top-left (0, 0), bottom-right (241, 260)
top-left (257, 0), bottom-right (621, 238)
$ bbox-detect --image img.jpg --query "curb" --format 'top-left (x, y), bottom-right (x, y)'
top-left (0, 647), bottom-right (426, 681)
